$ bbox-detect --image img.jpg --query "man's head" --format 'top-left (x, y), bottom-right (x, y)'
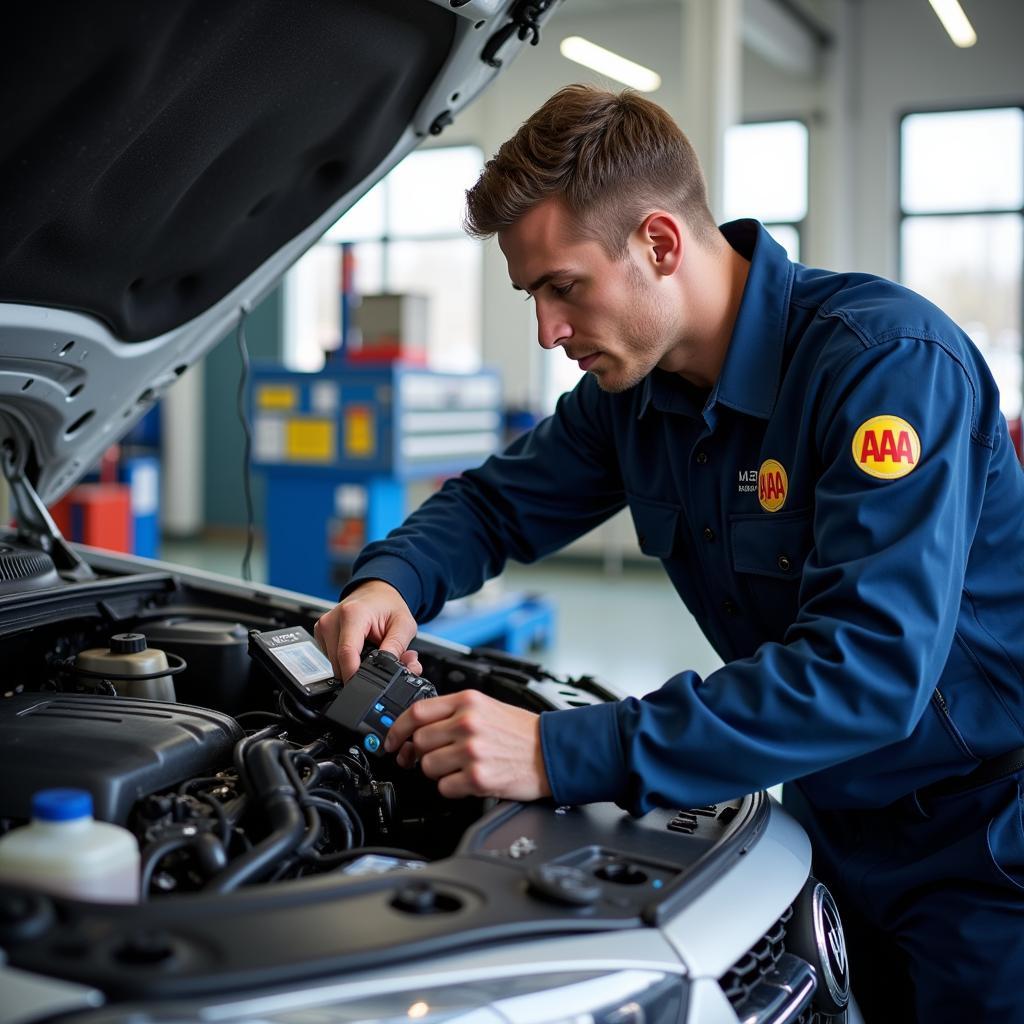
top-left (466, 86), bottom-right (733, 393)
top-left (464, 84), bottom-right (716, 256)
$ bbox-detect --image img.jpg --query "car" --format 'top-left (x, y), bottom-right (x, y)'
top-left (0, 2), bottom-right (855, 1022)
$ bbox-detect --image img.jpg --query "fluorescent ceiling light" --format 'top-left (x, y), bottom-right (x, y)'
top-left (559, 36), bottom-right (662, 92)
top-left (927, 0), bottom-right (977, 47)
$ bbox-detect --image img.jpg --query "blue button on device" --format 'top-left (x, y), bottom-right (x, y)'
top-left (363, 734), bottom-right (381, 753)
top-left (374, 703), bottom-right (385, 712)
top-left (380, 714), bottom-right (394, 728)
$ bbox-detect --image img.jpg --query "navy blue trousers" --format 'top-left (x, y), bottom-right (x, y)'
top-left (785, 772), bottom-right (1024, 1023)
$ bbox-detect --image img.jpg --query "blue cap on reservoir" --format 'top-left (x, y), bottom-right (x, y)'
top-left (32, 788), bottom-right (93, 822)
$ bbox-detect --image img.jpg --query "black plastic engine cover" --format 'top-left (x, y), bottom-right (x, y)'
top-left (0, 693), bottom-right (243, 824)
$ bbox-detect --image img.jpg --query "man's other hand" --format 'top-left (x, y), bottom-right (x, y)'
top-left (314, 580), bottom-right (421, 682)
top-left (383, 690), bottom-right (552, 802)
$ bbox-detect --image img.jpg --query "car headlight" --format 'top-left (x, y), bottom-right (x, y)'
top-left (182, 968), bottom-right (686, 1024)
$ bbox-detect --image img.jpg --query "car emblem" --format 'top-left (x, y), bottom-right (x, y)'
top-left (812, 882), bottom-right (850, 1007)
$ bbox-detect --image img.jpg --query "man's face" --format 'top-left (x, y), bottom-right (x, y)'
top-left (498, 199), bottom-right (679, 393)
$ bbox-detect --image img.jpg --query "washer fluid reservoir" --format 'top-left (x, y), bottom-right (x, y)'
top-left (0, 789), bottom-right (140, 902)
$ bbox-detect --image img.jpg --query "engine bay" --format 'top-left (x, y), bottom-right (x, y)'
top-left (0, 547), bottom-right (778, 1009)
top-left (0, 552), bottom-right (614, 899)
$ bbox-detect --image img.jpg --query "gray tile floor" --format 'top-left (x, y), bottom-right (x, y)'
top-left (160, 537), bottom-right (723, 699)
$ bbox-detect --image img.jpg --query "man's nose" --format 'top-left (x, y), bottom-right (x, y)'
top-left (536, 304), bottom-right (571, 350)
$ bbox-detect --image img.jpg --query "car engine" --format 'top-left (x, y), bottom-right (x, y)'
top-left (0, 600), bottom-right (602, 899)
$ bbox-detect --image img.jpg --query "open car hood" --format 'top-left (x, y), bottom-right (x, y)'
top-left (0, 0), bottom-right (560, 504)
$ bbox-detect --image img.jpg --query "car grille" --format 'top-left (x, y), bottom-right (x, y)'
top-left (719, 904), bottom-right (794, 1009)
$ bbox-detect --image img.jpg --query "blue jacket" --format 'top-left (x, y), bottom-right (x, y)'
top-left (345, 220), bottom-right (1024, 815)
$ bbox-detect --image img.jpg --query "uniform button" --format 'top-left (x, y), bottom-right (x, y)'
top-left (777, 555), bottom-right (792, 572)
top-left (695, 451), bottom-right (708, 465)
top-left (723, 599), bottom-right (738, 616)
top-left (702, 527), bottom-right (715, 542)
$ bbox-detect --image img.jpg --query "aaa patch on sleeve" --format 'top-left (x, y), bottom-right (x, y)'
top-left (851, 415), bottom-right (921, 479)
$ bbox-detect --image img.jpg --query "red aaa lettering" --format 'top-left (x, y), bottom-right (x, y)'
top-left (860, 430), bottom-right (915, 464)
top-left (759, 471), bottom-right (786, 501)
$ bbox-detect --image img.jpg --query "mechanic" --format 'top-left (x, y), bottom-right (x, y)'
top-left (315, 85), bottom-right (1024, 1021)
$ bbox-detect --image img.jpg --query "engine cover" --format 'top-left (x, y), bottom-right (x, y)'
top-left (0, 693), bottom-right (243, 824)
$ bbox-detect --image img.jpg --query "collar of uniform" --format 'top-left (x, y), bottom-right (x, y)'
top-left (638, 219), bottom-right (792, 422)
top-left (713, 220), bottom-right (793, 419)
top-left (637, 367), bottom-right (709, 419)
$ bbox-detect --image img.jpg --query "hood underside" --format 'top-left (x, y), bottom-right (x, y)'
top-left (0, 0), bottom-right (553, 502)
top-left (1, 0), bottom-right (454, 342)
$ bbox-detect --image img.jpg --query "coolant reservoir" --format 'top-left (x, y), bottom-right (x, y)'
top-left (0, 789), bottom-right (140, 902)
top-left (76, 632), bottom-right (175, 701)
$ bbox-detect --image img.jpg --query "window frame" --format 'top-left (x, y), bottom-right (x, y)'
top-left (724, 114), bottom-right (810, 262)
top-left (327, 142), bottom-right (485, 282)
top-left (896, 102), bottom-right (1024, 418)
top-left (284, 144), bottom-right (485, 372)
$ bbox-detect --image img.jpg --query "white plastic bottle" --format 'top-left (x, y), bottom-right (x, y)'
top-left (0, 789), bottom-right (140, 903)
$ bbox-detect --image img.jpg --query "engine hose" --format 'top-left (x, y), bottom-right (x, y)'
top-left (204, 739), bottom-right (306, 892)
top-left (232, 724), bottom-right (280, 797)
top-left (140, 836), bottom-right (204, 900)
top-left (277, 749), bottom-right (323, 856)
top-left (303, 796), bottom-right (354, 851)
top-left (313, 760), bottom-right (346, 784)
top-left (308, 787), bottom-right (365, 847)
top-left (295, 804), bottom-right (322, 857)
top-left (290, 751), bottom-right (321, 789)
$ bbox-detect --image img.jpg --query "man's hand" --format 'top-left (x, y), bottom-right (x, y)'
top-left (314, 580), bottom-right (422, 682)
top-left (383, 690), bottom-right (552, 802)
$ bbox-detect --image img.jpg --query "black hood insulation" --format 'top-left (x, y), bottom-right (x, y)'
top-left (0, 0), bottom-right (454, 340)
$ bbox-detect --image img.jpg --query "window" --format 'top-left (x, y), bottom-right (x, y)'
top-left (724, 119), bottom-right (808, 262)
top-left (284, 146), bottom-right (484, 373)
top-left (899, 108), bottom-right (1024, 420)
top-left (542, 119), bottom-right (810, 411)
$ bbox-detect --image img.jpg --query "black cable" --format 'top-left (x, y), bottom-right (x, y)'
top-left (278, 748), bottom-right (319, 830)
top-left (140, 836), bottom-right (200, 900)
top-left (307, 786), bottom-right (366, 848)
top-left (302, 796), bottom-right (354, 852)
top-left (192, 792), bottom-right (230, 847)
top-left (235, 710), bottom-right (285, 726)
top-left (290, 751), bottom-right (322, 789)
top-left (236, 309), bottom-right (255, 582)
top-left (71, 653), bottom-right (188, 683)
top-left (278, 689), bottom-right (320, 724)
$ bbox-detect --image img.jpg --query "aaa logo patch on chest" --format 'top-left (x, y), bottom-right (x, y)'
top-left (852, 415), bottom-right (921, 479)
top-left (758, 459), bottom-right (788, 512)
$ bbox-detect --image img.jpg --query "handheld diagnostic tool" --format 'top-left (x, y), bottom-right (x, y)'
top-left (248, 626), bottom-right (340, 703)
top-left (248, 628), bottom-right (437, 755)
top-left (324, 648), bottom-right (437, 755)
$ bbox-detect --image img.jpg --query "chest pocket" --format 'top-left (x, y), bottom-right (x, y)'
top-left (730, 509), bottom-right (813, 641)
top-left (627, 496), bottom-right (681, 558)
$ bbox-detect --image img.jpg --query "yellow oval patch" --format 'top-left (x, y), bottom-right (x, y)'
top-left (852, 415), bottom-right (921, 479)
top-left (758, 459), bottom-right (789, 512)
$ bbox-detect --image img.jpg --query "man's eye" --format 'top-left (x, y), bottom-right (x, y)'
top-left (551, 283), bottom-right (574, 297)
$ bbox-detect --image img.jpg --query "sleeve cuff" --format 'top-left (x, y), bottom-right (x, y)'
top-left (340, 555), bottom-right (424, 616)
top-left (540, 701), bottom-right (628, 807)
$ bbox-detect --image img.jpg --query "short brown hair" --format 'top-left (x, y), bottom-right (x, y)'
top-left (464, 85), bottom-right (717, 255)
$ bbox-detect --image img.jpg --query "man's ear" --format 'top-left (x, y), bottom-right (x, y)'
top-left (639, 212), bottom-right (683, 276)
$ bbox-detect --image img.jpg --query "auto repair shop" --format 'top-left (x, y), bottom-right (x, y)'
top-left (0, 3), bottom-right (1022, 1023)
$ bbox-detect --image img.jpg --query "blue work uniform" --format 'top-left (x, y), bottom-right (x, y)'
top-left (345, 221), bottom-right (1024, 1021)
